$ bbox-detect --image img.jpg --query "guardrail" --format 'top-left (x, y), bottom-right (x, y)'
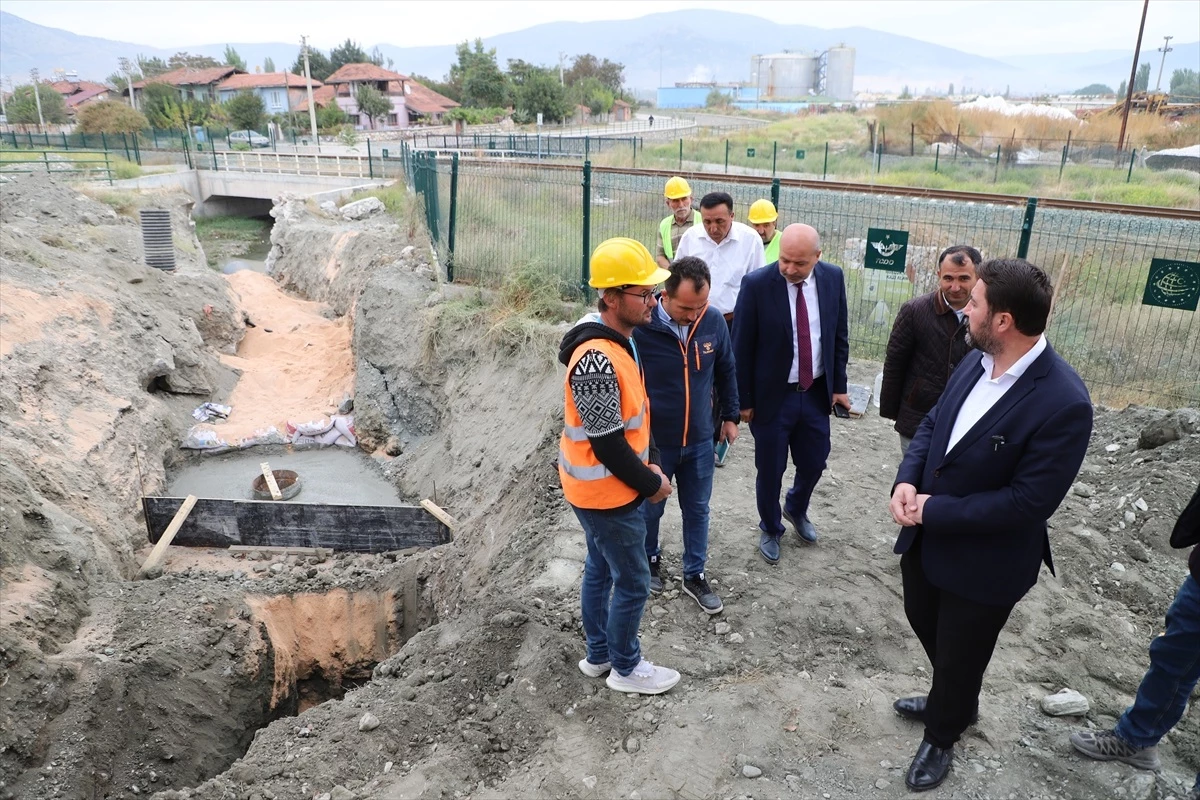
top-left (0, 149), bottom-right (113, 184)
top-left (196, 149), bottom-right (375, 179)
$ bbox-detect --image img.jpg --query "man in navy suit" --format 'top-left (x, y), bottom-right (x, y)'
top-left (887, 258), bottom-right (1093, 792)
top-left (733, 224), bottom-right (850, 565)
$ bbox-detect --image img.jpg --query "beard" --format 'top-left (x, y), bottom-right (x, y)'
top-left (965, 318), bottom-right (997, 354)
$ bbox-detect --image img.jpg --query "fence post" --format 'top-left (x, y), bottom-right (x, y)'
top-left (101, 131), bottom-right (108, 151)
top-left (1016, 198), bottom-right (1038, 259)
top-left (1058, 145), bottom-right (1067, 182)
top-left (122, 132), bottom-right (132, 163)
top-left (724, 139), bottom-right (730, 173)
top-left (104, 151), bottom-right (113, 186)
top-left (934, 144), bottom-right (940, 173)
top-left (581, 160), bottom-right (592, 291)
top-left (678, 138), bottom-right (683, 170)
top-left (823, 141), bottom-right (829, 180)
top-left (910, 122), bottom-right (915, 156)
top-left (447, 152), bottom-right (459, 283)
top-left (1064, 130), bottom-right (1072, 164)
top-left (771, 141), bottom-right (777, 177)
top-left (993, 145), bottom-right (1001, 182)
top-left (367, 139), bottom-right (374, 179)
top-left (212, 137), bottom-right (218, 171)
top-left (770, 178), bottom-right (780, 210)
top-left (1127, 148), bottom-right (1137, 183)
top-left (953, 123), bottom-right (961, 161)
top-left (62, 131), bottom-right (69, 149)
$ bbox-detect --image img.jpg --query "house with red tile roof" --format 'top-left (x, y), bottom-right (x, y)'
top-left (49, 79), bottom-right (112, 115)
top-left (217, 72), bottom-right (321, 116)
top-left (323, 63), bottom-right (458, 129)
top-left (127, 66), bottom-right (244, 107)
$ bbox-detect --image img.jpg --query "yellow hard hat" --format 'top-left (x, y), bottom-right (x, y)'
top-left (589, 237), bottom-right (673, 289)
top-left (747, 199), bottom-right (778, 224)
top-left (664, 176), bottom-right (692, 200)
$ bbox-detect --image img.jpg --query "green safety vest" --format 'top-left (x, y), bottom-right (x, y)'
top-left (764, 230), bottom-right (782, 265)
top-left (659, 210), bottom-right (702, 262)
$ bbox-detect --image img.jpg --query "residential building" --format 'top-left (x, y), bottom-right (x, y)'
top-left (612, 98), bottom-right (632, 122)
top-left (323, 63), bottom-right (458, 129)
top-left (217, 72), bottom-right (322, 115)
top-left (50, 78), bottom-right (111, 115)
top-left (128, 66), bottom-right (244, 107)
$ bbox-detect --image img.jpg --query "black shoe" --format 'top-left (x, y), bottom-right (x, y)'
top-left (682, 573), bottom-right (723, 614)
top-left (905, 740), bottom-right (953, 792)
top-left (893, 695), bottom-right (979, 725)
top-left (649, 554), bottom-right (663, 595)
top-left (758, 532), bottom-right (780, 564)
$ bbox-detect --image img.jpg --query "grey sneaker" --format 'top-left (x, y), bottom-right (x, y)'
top-left (683, 573), bottom-right (723, 614)
top-left (605, 658), bottom-right (680, 695)
top-left (648, 554), bottom-right (663, 595)
top-left (577, 658), bottom-right (611, 678)
top-left (1069, 729), bottom-right (1161, 770)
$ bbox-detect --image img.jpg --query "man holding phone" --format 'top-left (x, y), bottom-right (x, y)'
top-left (733, 224), bottom-right (850, 564)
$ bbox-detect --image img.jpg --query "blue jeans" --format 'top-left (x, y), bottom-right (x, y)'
top-left (573, 503), bottom-right (651, 677)
top-left (1116, 574), bottom-right (1200, 789)
top-left (641, 440), bottom-right (715, 579)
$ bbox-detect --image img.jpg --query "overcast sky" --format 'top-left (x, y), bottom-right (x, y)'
top-left (3, 0), bottom-right (1198, 56)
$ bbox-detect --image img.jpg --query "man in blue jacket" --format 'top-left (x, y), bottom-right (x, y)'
top-left (633, 256), bottom-right (740, 613)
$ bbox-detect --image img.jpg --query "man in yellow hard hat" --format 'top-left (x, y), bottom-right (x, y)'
top-left (559, 237), bottom-right (682, 696)
top-left (748, 199), bottom-right (782, 265)
top-left (656, 176), bottom-right (701, 268)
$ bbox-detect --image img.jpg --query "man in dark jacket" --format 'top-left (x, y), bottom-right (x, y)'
top-left (633, 256), bottom-right (739, 613)
top-left (881, 246), bottom-right (981, 455)
top-left (1069, 480), bottom-right (1200, 799)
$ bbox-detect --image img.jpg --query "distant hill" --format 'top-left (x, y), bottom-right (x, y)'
top-left (1, 9), bottom-right (1197, 97)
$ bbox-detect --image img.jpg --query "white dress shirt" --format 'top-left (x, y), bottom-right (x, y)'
top-left (674, 220), bottom-right (765, 315)
top-left (946, 334), bottom-right (1047, 451)
top-left (786, 276), bottom-right (824, 384)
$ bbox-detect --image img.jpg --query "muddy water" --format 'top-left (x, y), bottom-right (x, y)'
top-left (168, 449), bottom-right (404, 506)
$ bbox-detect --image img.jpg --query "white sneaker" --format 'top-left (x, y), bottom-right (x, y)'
top-left (605, 659), bottom-right (681, 695)
top-left (578, 658), bottom-right (611, 678)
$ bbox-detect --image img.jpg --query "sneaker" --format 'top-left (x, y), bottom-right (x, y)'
top-left (648, 554), bottom-right (663, 595)
top-left (682, 573), bottom-right (723, 614)
top-left (577, 658), bottom-right (611, 678)
top-left (605, 659), bottom-right (681, 695)
top-left (1069, 729), bottom-right (1161, 770)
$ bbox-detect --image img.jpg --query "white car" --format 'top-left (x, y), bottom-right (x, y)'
top-left (229, 129), bottom-right (270, 148)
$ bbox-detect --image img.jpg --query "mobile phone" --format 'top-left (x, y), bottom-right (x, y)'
top-left (714, 439), bottom-right (731, 465)
top-left (833, 404), bottom-right (851, 419)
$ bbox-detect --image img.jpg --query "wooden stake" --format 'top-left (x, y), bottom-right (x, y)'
top-left (138, 494), bottom-right (197, 577)
top-left (260, 462), bottom-right (283, 501)
top-left (420, 498), bottom-right (458, 531)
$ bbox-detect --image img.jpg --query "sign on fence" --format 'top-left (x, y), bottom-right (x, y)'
top-left (795, 149), bottom-right (806, 160)
top-left (747, 147), bottom-right (756, 157)
top-left (1142, 258), bottom-right (1200, 311)
top-left (864, 228), bottom-right (909, 273)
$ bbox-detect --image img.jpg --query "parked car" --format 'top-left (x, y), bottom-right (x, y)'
top-left (229, 129), bottom-right (270, 148)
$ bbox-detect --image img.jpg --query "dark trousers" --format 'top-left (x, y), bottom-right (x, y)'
top-left (900, 537), bottom-right (1014, 748)
top-left (712, 314), bottom-right (734, 443)
top-left (748, 374), bottom-right (830, 535)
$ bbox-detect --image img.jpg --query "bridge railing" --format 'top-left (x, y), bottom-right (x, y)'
top-left (195, 149), bottom-right (377, 179)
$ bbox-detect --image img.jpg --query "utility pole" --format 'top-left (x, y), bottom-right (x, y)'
top-left (1155, 35), bottom-right (1173, 92)
top-left (119, 57), bottom-right (137, 110)
top-left (558, 52), bottom-right (566, 86)
top-left (1118, 0), bottom-right (1149, 152)
top-left (30, 68), bottom-right (45, 132)
top-left (0, 76), bottom-right (8, 118)
top-left (301, 35), bottom-right (319, 152)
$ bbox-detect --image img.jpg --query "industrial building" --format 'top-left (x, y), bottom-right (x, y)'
top-left (656, 45), bottom-right (856, 109)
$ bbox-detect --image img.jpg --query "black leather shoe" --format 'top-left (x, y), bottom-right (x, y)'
top-left (893, 695), bottom-right (979, 724)
top-left (782, 507), bottom-right (819, 543)
top-left (905, 741), bottom-right (953, 792)
top-left (758, 532), bottom-right (781, 564)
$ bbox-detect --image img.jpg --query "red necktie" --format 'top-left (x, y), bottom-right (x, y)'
top-left (796, 283), bottom-right (813, 390)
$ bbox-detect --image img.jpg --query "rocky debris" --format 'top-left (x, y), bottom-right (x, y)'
top-left (1041, 688), bottom-right (1090, 716)
top-left (742, 764), bottom-right (763, 778)
top-left (340, 197), bottom-right (385, 221)
top-left (1139, 409), bottom-right (1199, 449)
top-left (358, 712), bottom-right (381, 732)
top-left (319, 200), bottom-right (339, 217)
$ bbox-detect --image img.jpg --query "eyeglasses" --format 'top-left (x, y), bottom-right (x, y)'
top-left (617, 286), bottom-right (659, 305)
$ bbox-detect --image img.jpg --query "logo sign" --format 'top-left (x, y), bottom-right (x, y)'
top-left (746, 147), bottom-right (756, 158)
top-left (795, 149), bottom-right (806, 160)
top-left (864, 228), bottom-right (909, 273)
top-left (381, 148), bottom-right (389, 158)
top-left (1142, 258), bottom-right (1200, 311)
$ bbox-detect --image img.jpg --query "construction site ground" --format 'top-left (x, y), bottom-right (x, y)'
top-left (2, 173), bottom-right (1199, 800)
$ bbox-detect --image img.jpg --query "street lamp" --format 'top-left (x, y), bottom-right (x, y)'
top-left (119, 57), bottom-right (137, 110)
top-left (30, 67), bottom-right (45, 132)
top-left (300, 35), bottom-right (319, 151)
top-left (1155, 36), bottom-right (1173, 92)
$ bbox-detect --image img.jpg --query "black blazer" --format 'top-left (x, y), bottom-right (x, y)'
top-left (893, 343), bottom-right (1093, 607)
top-left (732, 260), bottom-right (849, 423)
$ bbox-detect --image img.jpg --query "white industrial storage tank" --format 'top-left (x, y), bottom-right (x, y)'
top-left (824, 45), bottom-right (856, 101)
top-left (753, 52), bottom-right (819, 100)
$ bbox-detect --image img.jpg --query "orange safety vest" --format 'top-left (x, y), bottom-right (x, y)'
top-left (558, 338), bottom-right (651, 509)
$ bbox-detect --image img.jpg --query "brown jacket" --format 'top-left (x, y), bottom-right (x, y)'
top-left (880, 290), bottom-right (972, 438)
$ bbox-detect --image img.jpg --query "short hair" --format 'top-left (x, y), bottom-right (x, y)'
top-left (938, 245), bottom-right (982, 270)
top-left (698, 192), bottom-right (734, 213)
top-left (665, 256), bottom-right (710, 295)
top-left (975, 258), bottom-right (1053, 336)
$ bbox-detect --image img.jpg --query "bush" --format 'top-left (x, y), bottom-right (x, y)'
top-left (230, 141), bottom-right (251, 151)
top-left (78, 101), bottom-right (149, 134)
top-left (111, 158), bottom-right (142, 179)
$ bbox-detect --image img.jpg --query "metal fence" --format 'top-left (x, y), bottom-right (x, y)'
top-left (0, 149), bottom-right (114, 184)
top-left (401, 150), bottom-right (1200, 407)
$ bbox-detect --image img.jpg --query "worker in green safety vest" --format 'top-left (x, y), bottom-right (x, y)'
top-left (656, 176), bottom-right (702, 268)
top-left (748, 199), bottom-right (782, 265)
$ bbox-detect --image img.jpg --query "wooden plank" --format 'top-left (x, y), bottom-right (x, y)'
top-left (260, 462), bottom-right (283, 501)
top-left (139, 494), bottom-right (197, 577)
top-left (142, 496), bottom-right (452, 553)
top-left (420, 499), bottom-right (458, 531)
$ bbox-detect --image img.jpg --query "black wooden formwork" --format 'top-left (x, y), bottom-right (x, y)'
top-left (142, 496), bottom-right (452, 553)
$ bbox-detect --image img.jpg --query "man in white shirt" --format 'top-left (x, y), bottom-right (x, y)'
top-left (674, 192), bottom-right (765, 328)
top-left (887, 258), bottom-right (1093, 792)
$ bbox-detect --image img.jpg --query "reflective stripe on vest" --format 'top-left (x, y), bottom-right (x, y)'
top-left (764, 230), bottom-right (781, 265)
top-left (659, 210), bottom-right (701, 262)
top-left (558, 338), bottom-right (652, 509)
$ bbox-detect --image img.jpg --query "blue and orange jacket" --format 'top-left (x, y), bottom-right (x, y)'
top-left (632, 300), bottom-right (739, 448)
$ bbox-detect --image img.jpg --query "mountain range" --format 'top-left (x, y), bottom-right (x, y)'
top-left (1, 9), bottom-right (1197, 97)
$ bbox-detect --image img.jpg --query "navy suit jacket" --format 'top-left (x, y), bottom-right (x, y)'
top-left (732, 260), bottom-right (849, 423)
top-left (893, 342), bottom-right (1093, 607)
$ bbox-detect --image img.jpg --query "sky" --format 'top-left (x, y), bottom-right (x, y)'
top-left (3, 0), bottom-right (1198, 57)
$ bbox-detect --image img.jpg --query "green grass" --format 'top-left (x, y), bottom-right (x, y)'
top-left (194, 216), bottom-right (270, 240)
top-left (348, 183), bottom-right (408, 218)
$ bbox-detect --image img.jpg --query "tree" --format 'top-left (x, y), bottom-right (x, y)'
top-left (1118, 79), bottom-right (1128, 97)
top-left (137, 54), bottom-right (169, 78)
top-left (78, 100), bottom-right (149, 134)
top-left (316, 102), bottom-right (347, 130)
top-left (564, 54), bottom-right (625, 94)
top-left (330, 38), bottom-right (369, 71)
top-left (1170, 68), bottom-right (1200, 101)
top-left (1134, 62), bottom-right (1150, 92)
top-left (168, 52), bottom-right (222, 70)
top-left (106, 69), bottom-right (143, 96)
top-left (1003, 84), bottom-right (1010, 98)
top-left (899, 85), bottom-right (912, 99)
top-left (224, 45), bottom-right (246, 71)
top-left (355, 84), bottom-right (392, 127)
top-left (368, 46), bottom-right (394, 70)
top-left (292, 47), bottom-right (332, 82)
top-left (7, 84), bottom-right (69, 125)
top-left (263, 56), bottom-right (275, 73)
top-left (410, 73), bottom-right (460, 103)
top-left (451, 40), bottom-right (509, 107)
top-left (705, 87), bottom-right (731, 108)
top-left (571, 76), bottom-right (613, 116)
top-left (225, 92), bottom-right (266, 131)
top-left (1074, 83), bottom-right (1115, 95)
top-left (141, 82), bottom-right (182, 128)
top-left (511, 63), bottom-right (570, 123)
